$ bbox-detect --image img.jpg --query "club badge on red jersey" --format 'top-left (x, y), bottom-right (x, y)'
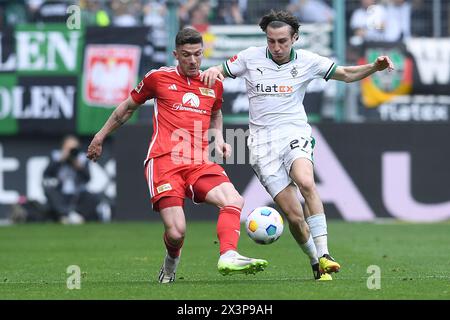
top-left (199, 87), bottom-right (216, 98)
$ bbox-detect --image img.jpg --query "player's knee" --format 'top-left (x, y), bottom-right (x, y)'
top-left (297, 176), bottom-right (316, 194)
top-left (224, 193), bottom-right (244, 209)
top-left (166, 228), bottom-right (185, 244)
top-left (169, 234), bottom-right (185, 246)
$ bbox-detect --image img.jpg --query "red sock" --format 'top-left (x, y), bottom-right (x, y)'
top-left (217, 205), bottom-right (241, 255)
top-left (163, 232), bottom-right (184, 258)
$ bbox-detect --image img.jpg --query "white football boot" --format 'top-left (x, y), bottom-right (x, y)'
top-left (217, 250), bottom-right (268, 276)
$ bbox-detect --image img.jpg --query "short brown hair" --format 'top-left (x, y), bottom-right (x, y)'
top-left (175, 27), bottom-right (203, 47)
top-left (259, 10), bottom-right (300, 37)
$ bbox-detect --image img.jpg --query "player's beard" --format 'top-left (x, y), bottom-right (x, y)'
top-left (187, 65), bottom-right (199, 77)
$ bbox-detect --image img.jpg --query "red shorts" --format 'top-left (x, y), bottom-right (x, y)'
top-left (144, 155), bottom-right (230, 211)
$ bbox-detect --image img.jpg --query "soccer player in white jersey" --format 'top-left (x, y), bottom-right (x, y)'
top-left (201, 10), bottom-right (394, 281)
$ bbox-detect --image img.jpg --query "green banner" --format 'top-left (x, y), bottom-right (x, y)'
top-left (0, 74), bottom-right (18, 135)
top-left (0, 24), bottom-right (151, 135)
top-left (15, 24), bottom-right (83, 76)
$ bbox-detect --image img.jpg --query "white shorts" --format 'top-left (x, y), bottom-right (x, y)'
top-left (248, 132), bottom-right (315, 199)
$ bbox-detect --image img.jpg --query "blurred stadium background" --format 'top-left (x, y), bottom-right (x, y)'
top-left (1, 0), bottom-right (450, 301)
top-left (1, 0), bottom-right (449, 223)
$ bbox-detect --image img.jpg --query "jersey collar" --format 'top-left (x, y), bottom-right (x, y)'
top-left (266, 48), bottom-right (296, 66)
top-left (176, 65), bottom-right (200, 80)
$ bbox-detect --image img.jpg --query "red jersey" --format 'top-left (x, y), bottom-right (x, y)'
top-left (130, 66), bottom-right (223, 164)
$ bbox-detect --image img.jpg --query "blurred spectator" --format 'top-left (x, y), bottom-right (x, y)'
top-left (410, 0), bottom-right (432, 37)
top-left (26, 0), bottom-right (44, 22)
top-left (187, 0), bottom-right (211, 32)
top-left (287, 0), bottom-right (334, 24)
top-left (384, 0), bottom-right (411, 41)
top-left (33, 0), bottom-right (70, 23)
top-left (80, 0), bottom-right (111, 27)
top-left (447, 1), bottom-right (450, 37)
top-left (143, 0), bottom-right (167, 69)
top-left (0, 0), bottom-right (28, 28)
top-left (110, 0), bottom-right (141, 26)
top-left (9, 195), bottom-right (49, 224)
top-left (214, 0), bottom-right (247, 25)
top-left (349, 0), bottom-right (386, 46)
top-left (42, 135), bottom-right (112, 224)
top-left (178, 0), bottom-right (199, 26)
top-left (143, 0), bottom-right (167, 29)
top-left (246, 0), bottom-right (289, 23)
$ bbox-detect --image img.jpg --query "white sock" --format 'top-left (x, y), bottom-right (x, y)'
top-left (300, 234), bottom-right (319, 265)
top-left (313, 235), bottom-right (328, 258)
top-left (164, 252), bottom-right (180, 273)
top-left (306, 214), bottom-right (329, 257)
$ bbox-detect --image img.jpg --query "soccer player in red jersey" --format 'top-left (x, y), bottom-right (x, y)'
top-left (86, 28), bottom-right (268, 283)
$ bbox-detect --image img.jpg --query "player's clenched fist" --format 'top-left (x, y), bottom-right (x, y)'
top-left (374, 56), bottom-right (394, 72)
top-left (87, 136), bottom-right (103, 162)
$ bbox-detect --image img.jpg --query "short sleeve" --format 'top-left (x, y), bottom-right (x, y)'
top-left (309, 52), bottom-right (337, 81)
top-left (130, 70), bottom-right (157, 105)
top-left (212, 80), bottom-right (224, 112)
top-left (222, 49), bottom-right (250, 79)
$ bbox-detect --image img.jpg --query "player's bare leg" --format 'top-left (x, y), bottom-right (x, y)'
top-left (158, 205), bottom-right (185, 283)
top-left (274, 185), bottom-right (313, 246)
top-left (204, 182), bottom-right (268, 275)
top-left (274, 185), bottom-right (330, 280)
top-left (290, 158), bottom-right (341, 274)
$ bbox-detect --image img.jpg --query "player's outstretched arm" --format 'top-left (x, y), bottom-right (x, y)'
top-left (200, 64), bottom-right (226, 88)
top-left (87, 96), bottom-right (141, 162)
top-left (331, 56), bottom-right (394, 83)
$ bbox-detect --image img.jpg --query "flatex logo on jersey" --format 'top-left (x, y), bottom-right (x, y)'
top-left (172, 92), bottom-right (206, 114)
top-left (255, 83), bottom-right (293, 94)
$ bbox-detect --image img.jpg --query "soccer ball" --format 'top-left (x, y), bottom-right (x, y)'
top-left (245, 207), bottom-right (284, 244)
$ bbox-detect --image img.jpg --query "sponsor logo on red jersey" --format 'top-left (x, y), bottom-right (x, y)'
top-left (182, 92), bottom-right (200, 108)
top-left (172, 92), bottom-right (206, 114)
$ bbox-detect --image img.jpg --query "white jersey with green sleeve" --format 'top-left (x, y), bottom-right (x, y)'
top-left (222, 46), bottom-right (336, 143)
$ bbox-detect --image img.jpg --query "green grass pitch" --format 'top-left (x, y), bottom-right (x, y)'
top-left (0, 221), bottom-right (449, 300)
